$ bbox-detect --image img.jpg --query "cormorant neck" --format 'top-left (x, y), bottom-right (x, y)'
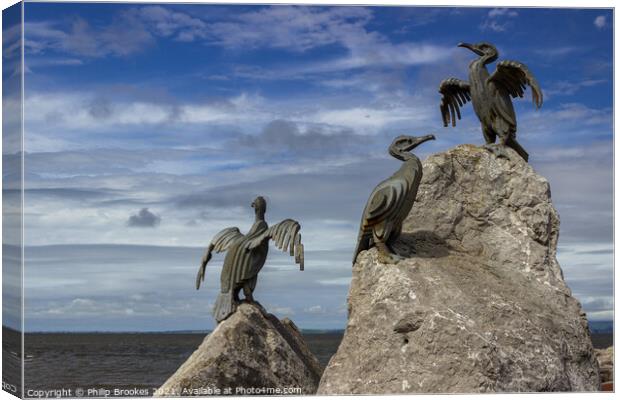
top-left (392, 152), bottom-right (417, 162)
top-left (255, 211), bottom-right (265, 222)
top-left (480, 52), bottom-right (498, 65)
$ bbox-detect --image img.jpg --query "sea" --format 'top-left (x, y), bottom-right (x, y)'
top-left (2, 326), bottom-right (612, 397)
top-left (4, 328), bottom-right (343, 396)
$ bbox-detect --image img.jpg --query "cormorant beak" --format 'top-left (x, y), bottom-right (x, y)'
top-left (404, 134), bottom-right (436, 151)
top-left (458, 42), bottom-right (484, 56)
top-left (251, 201), bottom-right (255, 209)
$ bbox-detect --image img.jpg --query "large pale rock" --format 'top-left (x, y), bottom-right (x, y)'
top-left (157, 303), bottom-right (322, 396)
top-left (318, 145), bottom-right (600, 394)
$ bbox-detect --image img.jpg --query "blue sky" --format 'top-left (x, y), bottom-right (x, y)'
top-left (2, 3), bottom-right (613, 331)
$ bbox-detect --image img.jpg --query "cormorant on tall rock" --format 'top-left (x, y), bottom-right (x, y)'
top-left (353, 134), bottom-right (435, 264)
top-left (196, 196), bottom-right (304, 322)
top-left (439, 41), bottom-right (543, 162)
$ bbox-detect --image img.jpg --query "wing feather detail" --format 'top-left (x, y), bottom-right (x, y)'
top-left (212, 227), bottom-right (244, 252)
top-left (365, 180), bottom-right (407, 226)
top-left (196, 227), bottom-right (244, 290)
top-left (487, 60), bottom-right (543, 109)
top-left (245, 219), bottom-right (304, 270)
top-left (439, 78), bottom-right (471, 127)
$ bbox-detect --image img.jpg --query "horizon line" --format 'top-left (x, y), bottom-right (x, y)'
top-left (2, 326), bottom-right (347, 334)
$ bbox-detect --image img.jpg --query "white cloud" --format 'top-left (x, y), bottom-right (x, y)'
top-left (587, 310), bottom-right (613, 321)
top-left (206, 6), bottom-right (373, 51)
top-left (24, 16), bottom-right (154, 59)
top-left (310, 106), bottom-right (427, 132)
top-left (518, 103), bottom-right (611, 140)
top-left (317, 277), bottom-right (351, 286)
top-left (545, 79), bottom-right (606, 98)
top-left (488, 8), bottom-right (518, 18)
top-left (23, 86), bottom-right (441, 150)
top-left (307, 43), bottom-right (453, 73)
top-left (533, 46), bottom-right (579, 59)
top-left (24, 91), bottom-right (272, 135)
top-left (269, 306), bottom-right (295, 316)
top-left (136, 5), bottom-right (208, 41)
top-left (23, 242), bottom-right (355, 330)
top-left (2, 23), bottom-right (22, 59)
top-left (2, 92), bottom-right (22, 151)
top-left (556, 243), bottom-right (613, 321)
top-left (195, 6), bottom-right (453, 71)
top-left (25, 5), bottom-right (453, 73)
top-left (304, 305), bottom-right (325, 314)
top-left (483, 21), bottom-right (507, 32)
top-left (30, 295), bottom-right (210, 319)
top-left (480, 7), bottom-right (519, 32)
top-left (594, 15), bottom-right (607, 29)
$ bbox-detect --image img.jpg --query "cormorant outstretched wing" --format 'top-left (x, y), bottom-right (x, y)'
top-left (196, 227), bottom-right (243, 290)
top-left (487, 60), bottom-right (543, 109)
top-left (245, 219), bottom-right (304, 270)
top-left (439, 78), bottom-right (471, 127)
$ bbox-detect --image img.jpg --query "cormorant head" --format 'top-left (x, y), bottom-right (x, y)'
top-left (458, 42), bottom-right (498, 62)
top-left (389, 134), bottom-right (435, 161)
top-left (251, 196), bottom-right (267, 218)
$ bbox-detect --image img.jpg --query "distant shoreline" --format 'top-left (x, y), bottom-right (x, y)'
top-left (3, 325), bottom-right (612, 350)
top-left (4, 326), bottom-right (347, 335)
top-left (5, 324), bottom-right (612, 335)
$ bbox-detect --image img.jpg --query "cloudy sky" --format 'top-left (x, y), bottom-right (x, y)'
top-left (2, 3), bottom-right (613, 331)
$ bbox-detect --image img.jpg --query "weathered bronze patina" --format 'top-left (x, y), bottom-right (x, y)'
top-left (353, 134), bottom-right (435, 264)
top-left (196, 196), bottom-right (304, 322)
top-left (439, 42), bottom-right (543, 161)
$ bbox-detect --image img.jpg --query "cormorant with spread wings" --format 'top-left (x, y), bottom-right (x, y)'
top-left (196, 196), bottom-right (304, 322)
top-left (439, 42), bottom-right (543, 162)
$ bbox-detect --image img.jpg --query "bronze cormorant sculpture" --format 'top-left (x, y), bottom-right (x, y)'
top-left (353, 134), bottom-right (435, 264)
top-left (196, 196), bottom-right (304, 322)
top-left (439, 42), bottom-right (543, 162)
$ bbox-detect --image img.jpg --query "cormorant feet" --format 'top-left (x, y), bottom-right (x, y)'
top-left (482, 143), bottom-right (511, 160)
top-left (378, 251), bottom-right (405, 264)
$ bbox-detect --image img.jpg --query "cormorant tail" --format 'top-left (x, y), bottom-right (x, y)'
top-left (352, 230), bottom-right (372, 264)
top-left (213, 291), bottom-right (235, 323)
top-left (506, 137), bottom-right (529, 162)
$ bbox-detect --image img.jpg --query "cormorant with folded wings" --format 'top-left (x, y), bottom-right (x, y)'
top-left (439, 42), bottom-right (543, 162)
top-left (353, 134), bottom-right (435, 264)
top-left (196, 196), bottom-right (304, 323)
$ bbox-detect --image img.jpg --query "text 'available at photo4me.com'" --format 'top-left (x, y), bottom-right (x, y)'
top-left (22, 385), bottom-right (303, 398)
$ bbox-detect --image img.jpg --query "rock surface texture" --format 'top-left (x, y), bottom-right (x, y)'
top-left (595, 346), bottom-right (613, 390)
top-left (318, 145), bottom-right (600, 394)
top-left (157, 303), bottom-right (322, 396)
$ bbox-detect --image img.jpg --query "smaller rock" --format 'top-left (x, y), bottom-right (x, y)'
top-left (595, 346), bottom-right (613, 389)
top-left (156, 302), bottom-right (322, 396)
